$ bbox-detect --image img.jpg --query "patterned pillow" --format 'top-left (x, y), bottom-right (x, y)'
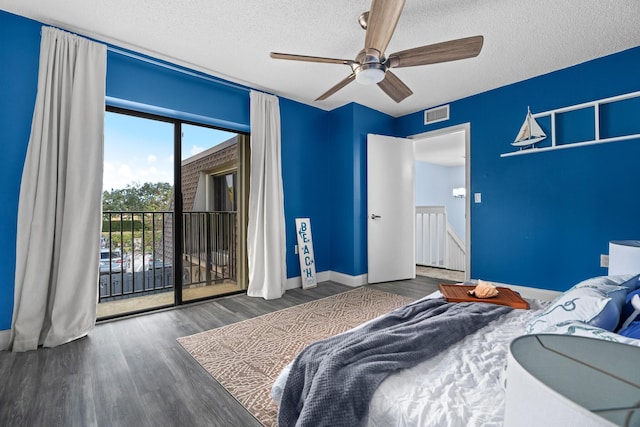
top-left (525, 285), bottom-right (627, 334)
top-left (540, 320), bottom-right (640, 347)
top-left (571, 274), bottom-right (637, 304)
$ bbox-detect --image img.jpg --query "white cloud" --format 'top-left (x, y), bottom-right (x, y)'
top-left (190, 145), bottom-right (205, 156)
top-left (139, 166), bottom-right (159, 178)
top-left (103, 162), bottom-right (172, 191)
top-left (118, 164), bottom-right (134, 180)
top-left (147, 154), bottom-right (157, 163)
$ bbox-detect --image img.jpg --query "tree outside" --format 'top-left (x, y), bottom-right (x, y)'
top-left (103, 182), bottom-right (173, 212)
top-left (102, 182), bottom-right (173, 271)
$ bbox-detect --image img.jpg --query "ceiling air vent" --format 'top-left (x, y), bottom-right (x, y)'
top-left (424, 105), bottom-right (450, 125)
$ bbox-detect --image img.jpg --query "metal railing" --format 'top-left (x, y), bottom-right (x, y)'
top-left (182, 212), bottom-right (237, 286)
top-left (99, 211), bottom-right (237, 302)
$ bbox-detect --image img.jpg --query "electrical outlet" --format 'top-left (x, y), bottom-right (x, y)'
top-left (600, 254), bottom-right (609, 268)
top-left (474, 193), bottom-right (482, 203)
top-left (294, 244), bottom-right (298, 254)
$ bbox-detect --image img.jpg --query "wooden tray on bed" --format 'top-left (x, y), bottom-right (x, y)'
top-left (439, 284), bottom-right (530, 309)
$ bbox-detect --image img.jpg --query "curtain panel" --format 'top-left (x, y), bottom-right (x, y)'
top-left (10, 27), bottom-right (106, 352)
top-left (247, 91), bottom-right (287, 300)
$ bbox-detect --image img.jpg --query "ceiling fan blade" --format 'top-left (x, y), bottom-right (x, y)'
top-left (364, 0), bottom-right (406, 54)
top-left (387, 35), bottom-right (484, 68)
top-left (270, 52), bottom-right (354, 66)
top-left (315, 73), bottom-right (356, 101)
top-left (377, 71), bottom-right (413, 103)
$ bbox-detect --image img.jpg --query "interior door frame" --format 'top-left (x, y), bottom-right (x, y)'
top-left (409, 122), bottom-right (471, 280)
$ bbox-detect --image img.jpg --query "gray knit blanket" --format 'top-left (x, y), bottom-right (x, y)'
top-left (277, 297), bottom-right (512, 427)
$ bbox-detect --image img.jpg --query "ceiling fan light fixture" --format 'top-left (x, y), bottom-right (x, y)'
top-left (355, 63), bottom-right (386, 85)
top-left (270, 1), bottom-right (483, 102)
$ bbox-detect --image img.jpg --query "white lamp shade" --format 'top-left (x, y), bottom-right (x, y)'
top-left (355, 67), bottom-right (385, 85)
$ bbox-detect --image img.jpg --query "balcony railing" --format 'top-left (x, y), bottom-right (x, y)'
top-left (182, 212), bottom-right (237, 286)
top-left (99, 210), bottom-right (237, 302)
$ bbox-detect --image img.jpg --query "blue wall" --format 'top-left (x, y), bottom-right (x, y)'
top-left (415, 162), bottom-right (465, 240)
top-left (397, 46), bottom-right (640, 291)
top-left (280, 98), bottom-right (331, 278)
top-left (327, 103), bottom-right (396, 277)
top-left (0, 11), bottom-right (42, 331)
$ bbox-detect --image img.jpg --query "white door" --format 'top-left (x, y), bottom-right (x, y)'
top-left (367, 134), bottom-right (416, 283)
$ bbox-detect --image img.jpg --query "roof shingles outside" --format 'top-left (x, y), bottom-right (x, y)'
top-left (181, 136), bottom-right (239, 211)
top-left (158, 136), bottom-right (239, 263)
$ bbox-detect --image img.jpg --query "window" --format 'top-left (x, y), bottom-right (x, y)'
top-left (212, 172), bottom-right (237, 212)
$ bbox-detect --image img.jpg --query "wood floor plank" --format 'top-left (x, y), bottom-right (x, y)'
top-left (0, 277), bottom-right (442, 426)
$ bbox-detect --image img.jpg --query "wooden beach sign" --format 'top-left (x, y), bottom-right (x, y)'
top-left (295, 218), bottom-right (317, 289)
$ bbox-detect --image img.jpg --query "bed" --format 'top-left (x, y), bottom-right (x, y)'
top-left (272, 275), bottom-right (640, 427)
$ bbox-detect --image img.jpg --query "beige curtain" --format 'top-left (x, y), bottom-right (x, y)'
top-left (246, 91), bottom-right (287, 299)
top-left (10, 27), bottom-right (106, 351)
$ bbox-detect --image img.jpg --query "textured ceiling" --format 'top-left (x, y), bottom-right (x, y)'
top-left (2, 1), bottom-right (640, 117)
top-left (415, 131), bottom-right (465, 167)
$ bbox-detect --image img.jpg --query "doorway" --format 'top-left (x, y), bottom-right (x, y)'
top-left (410, 123), bottom-right (470, 281)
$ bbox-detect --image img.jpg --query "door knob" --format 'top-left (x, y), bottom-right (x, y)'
top-left (370, 214), bottom-right (381, 219)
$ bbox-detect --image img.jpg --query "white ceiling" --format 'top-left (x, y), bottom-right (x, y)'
top-left (415, 131), bottom-right (465, 167)
top-left (2, 1), bottom-right (639, 118)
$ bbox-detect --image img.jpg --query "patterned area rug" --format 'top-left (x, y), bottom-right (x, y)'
top-left (177, 287), bottom-right (414, 427)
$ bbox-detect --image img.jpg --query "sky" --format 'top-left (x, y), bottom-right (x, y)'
top-left (103, 111), bottom-right (237, 191)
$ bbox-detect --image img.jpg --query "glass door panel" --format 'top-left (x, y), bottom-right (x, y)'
top-left (98, 110), bottom-right (175, 319)
top-left (180, 123), bottom-right (245, 302)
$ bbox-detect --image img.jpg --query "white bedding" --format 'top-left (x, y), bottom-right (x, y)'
top-left (272, 292), bottom-right (548, 427)
top-left (367, 297), bottom-right (547, 427)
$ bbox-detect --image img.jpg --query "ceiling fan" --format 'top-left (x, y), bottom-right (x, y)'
top-left (270, 0), bottom-right (484, 103)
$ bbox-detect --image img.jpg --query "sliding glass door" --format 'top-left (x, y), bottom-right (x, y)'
top-left (98, 107), bottom-right (248, 319)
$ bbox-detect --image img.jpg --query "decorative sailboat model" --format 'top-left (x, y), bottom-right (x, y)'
top-left (512, 107), bottom-right (546, 148)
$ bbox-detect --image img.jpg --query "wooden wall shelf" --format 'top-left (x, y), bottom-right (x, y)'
top-left (501, 90), bottom-right (640, 157)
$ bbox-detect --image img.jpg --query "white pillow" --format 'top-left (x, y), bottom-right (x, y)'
top-left (525, 285), bottom-right (627, 334)
top-left (537, 320), bottom-right (640, 347)
top-left (570, 274), bottom-right (637, 291)
top-left (571, 274), bottom-right (635, 307)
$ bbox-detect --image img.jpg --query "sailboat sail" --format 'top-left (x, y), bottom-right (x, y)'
top-left (512, 108), bottom-right (547, 147)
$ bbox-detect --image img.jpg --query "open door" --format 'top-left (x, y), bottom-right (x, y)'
top-left (367, 134), bottom-right (415, 283)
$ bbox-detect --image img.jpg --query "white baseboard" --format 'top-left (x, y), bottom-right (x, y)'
top-left (285, 276), bottom-right (301, 291)
top-left (285, 271), bottom-right (332, 290)
top-left (507, 284), bottom-right (560, 301)
top-left (286, 270), bottom-right (368, 290)
top-left (328, 271), bottom-right (368, 287)
top-left (489, 281), bottom-right (560, 301)
top-left (0, 329), bottom-right (10, 350)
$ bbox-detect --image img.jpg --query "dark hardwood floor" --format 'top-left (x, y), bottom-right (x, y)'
top-left (0, 276), bottom-right (443, 427)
